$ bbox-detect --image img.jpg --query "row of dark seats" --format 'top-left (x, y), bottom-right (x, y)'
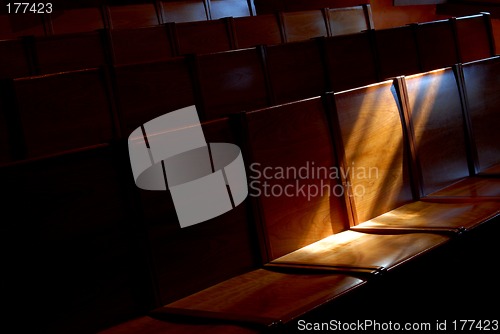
top-left (0, 12), bottom-right (495, 167)
top-left (0, 0), bottom-right (257, 39)
top-left (0, 4), bottom-right (373, 77)
top-left (72, 55), bottom-right (500, 333)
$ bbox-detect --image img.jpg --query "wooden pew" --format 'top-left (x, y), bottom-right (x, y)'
top-left (173, 18), bottom-right (235, 56)
top-left (8, 68), bottom-right (116, 159)
top-left (322, 31), bottom-right (378, 92)
top-left (191, 47), bottom-right (270, 120)
top-left (264, 39), bottom-right (327, 104)
top-left (108, 25), bottom-right (177, 66)
top-left (453, 13), bottom-right (495, 63)
top-left (374, 25), bottom-right (421, 80)
top-left (325, 4), bottom-right (374, 36)
top-left (106, 3), bottom-right (162, 29)
top-left (112, 57), bottom-right (196, 136)
top-left (232, 14), bottom-right (284, 49)
top-left (280, 9), bottom-right (328, 43)
top-left (401, 67), bottom-right (500, 200)
top-left (460, 56), bottom-right (500, 176)
top-left (414, 19), bottom-right (460, 72)
top-left (0, 12), bottom-right (46, 40)
top-left (327, 79), bottom-right (498, 233)
top-left (31, 30), bottom-right (108, 74)
top-left (159, 0), bottom-right (209, 23)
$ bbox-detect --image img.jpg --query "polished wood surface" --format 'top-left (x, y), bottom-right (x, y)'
top-left (113, 58), bottom-right (195, 135)
top-left (331, 81), bottom-right (414, 224)
top-left (244, 97), bottom-right (348, 259)
top-left (232, 14), bottom-right (284, 49)
top-left (270, 230), bottom-right (450, 272)
top-left (323, 32), bottom-right (379, 92)
top-left (109, 26), bottom-right (176, 65)
top-left (415, 19), bottom-right (460, 72)
top-left (326, 5), bottom-right (373, 36)
top-left (461, 57), bottom-right (500, 173)
top-left (280, 10), bottom-right (328, 42)
top-left (164, 269), bottom-right (365, 323)
top-left (265, 39), bottom-right (327, 104)
top-left (194, 47), bottom-right (269, 120)
top-left (374, 25), bottom-right (421, 79)
top-left (425, 177), bottom-right (500, 199)
top-left (13, 68), bottom-right (115, 159)
top-left (353, 200), bottom-right (499, 232)
top-left (404, 68), bottom-right (471, 197)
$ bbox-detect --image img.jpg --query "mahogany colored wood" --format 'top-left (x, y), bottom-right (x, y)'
top-left (161, 269), bottom-right (365, 324)
top-left (374, 25), bottom-right (421, 80)
top-left (232, 14), bottom-right (283, 48)
top-left (325, 4), bottom-right (373, 36)
top-left (0, 13), bottom-right (46, 39)
top-left (244, 96), bottom-right (348, 259)
top-left (108, 25), bottom-right (176, 65)
top-left (112, 57), bottom-right (195, 136)
top-left (265, 39), bottom-right (327, 104)
top-left (414, 19), bottom-right (460, 72)
top-left (454, 13), bottom-right (495, 63)
top-left (280, 9), bottom-right (328, 42)
top-left (174, 18), bottom-right (234, 55)
top-left (329, 81), bottom-right (414, 224)
top-left (106, 3), bottom-right (161, 29)
top-left (193, 47), bottom-right (269, 120)
top-left (254, 0), bottom-right (370, 14)
top-left (322, 32), bottom-right (378, 92)
top-left (461, 57), bottom-right (500, 174)
top-left (33, 31), bottom-right (108, 74)
top-left (12, 68), bottom-right (115, 159)
top-left (160, 0), bottom-right (209, 23)
top-left (270, 230), bottom-right (450, 273)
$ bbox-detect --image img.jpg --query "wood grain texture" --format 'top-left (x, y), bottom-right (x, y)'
top-left (281, 10), bottom-right (328, 42)
top-left (233, 14), bottom-right (283, 48)
top-left (332, 81), bottom-right (414, 223)
top-left (271, 230), bottom-right (450, 272)
top-left (353, 200), bottom-right (499, 232)
top-left (462, 57), bottom-right (500, 173)
top-left (244, 97), bottom-right (348, 259)
top-left (404, 68), bottom-right (470, 197)
top-left (164, 269), bottom-right (365, 323)
top-left (326, 5), bottom-right (371, 36)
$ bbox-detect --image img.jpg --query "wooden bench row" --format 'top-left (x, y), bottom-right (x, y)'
top-left (2, 56), bottom-right (497, 333)
top-left (97, 56), bottom-right (500, 333)
top-left (0, 12), bottom-right (495, 166)
top-left (0, 0), bottom-right (257, 39)
top-left (0, 4), bottom-right (374, 77)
